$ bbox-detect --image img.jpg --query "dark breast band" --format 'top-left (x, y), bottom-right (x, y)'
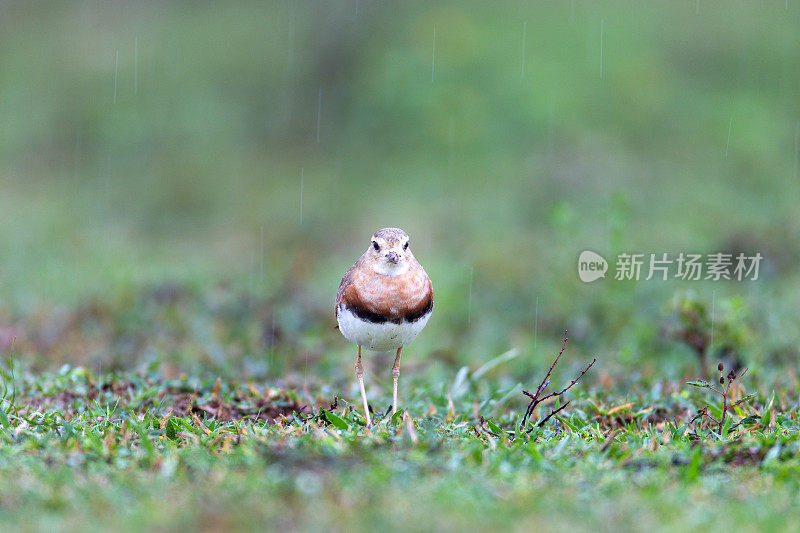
top-left (340, 296), bottom-right (434, 325)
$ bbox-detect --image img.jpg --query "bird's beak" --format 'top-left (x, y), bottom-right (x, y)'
top-left (386, 251), bottom-right (399, 264)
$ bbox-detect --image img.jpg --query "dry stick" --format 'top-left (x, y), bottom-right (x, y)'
top-left (532, 401), bottom-right (571, 431)
top-left (526, 358), bottom-right (596, 433)
top-left (519, 330), bottom-right (596, 431)
top-left (475, 332), bottom-right (595, 441)
top-left (520, 331), bottom-right (569, 427)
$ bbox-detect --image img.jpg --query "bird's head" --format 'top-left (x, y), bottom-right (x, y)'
top-left (366, 227), bottom-right (413, 276)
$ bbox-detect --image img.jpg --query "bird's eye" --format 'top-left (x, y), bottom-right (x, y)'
top-left (403, 241), bottom-right (409, 250)
top-left (372, 241), bottom-right (380, 251)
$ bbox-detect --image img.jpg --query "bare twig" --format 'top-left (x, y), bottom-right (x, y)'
top-left (518, 330), bottom-right (596, 432)
top-left (529, 400), bottom-right (571, 433)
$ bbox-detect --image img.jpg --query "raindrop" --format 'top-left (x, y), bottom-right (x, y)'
top-left (316, 88), bottom-right (322, 143)
top-left (599, 20), bottom-right (604, 79)
top-left (113, 50), bottom-right (119, 104)
top-left (299, 167), bottom-right (304, 225)
top-left (73, 134), bottom-right (81, 183)
top-left (448, 116), bottom-right (455, 172)
top-left (793, 119), bottom-right (799, 181)
top-left (431, 25), bottom-right (436, 83)
top-left (249, 250), bottom-right (255, 309)
top-left (710, 289), bottom-right (716, 355)
top-left (303, 348), bottom-right (309, 391)
top-left (467, 265), bottom-right (474, 324)
top-left (521, 22), bottom-right (527, 79)
top-left (134, 37), bottom-right (138, 94)
top-left (725, 117), bottom-right (733, 159)
top-left (270, 305), bottom-right (277, 370)
top-left (287, 3), bottom-right (295, 70)
top-left (260, 225), bottom-right (265, 286)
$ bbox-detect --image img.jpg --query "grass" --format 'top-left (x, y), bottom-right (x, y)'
top-left (1, 335), bottom-right (800, 531)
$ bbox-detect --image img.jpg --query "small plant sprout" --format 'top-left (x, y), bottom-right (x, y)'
top-left (519, 330), bottom-right (596, 433)
top-left (688, 361), bottom-right (755, 435)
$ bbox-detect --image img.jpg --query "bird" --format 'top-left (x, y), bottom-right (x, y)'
top-left (335, 227), bottom-right (433, 427)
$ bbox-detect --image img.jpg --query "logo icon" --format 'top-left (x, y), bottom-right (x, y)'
top-left (578, 251), bottom-right (608, 282)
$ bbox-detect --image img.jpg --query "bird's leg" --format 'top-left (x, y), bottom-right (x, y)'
top-left (392, 346), bottom-right (403, 414)
top-left (355, 345), bottom-right (371, 427)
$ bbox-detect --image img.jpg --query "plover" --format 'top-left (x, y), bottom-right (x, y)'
top-left (335, 227), bottom-right (433, 426)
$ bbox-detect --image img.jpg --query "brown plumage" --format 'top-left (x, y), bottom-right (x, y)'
top-left (336, 254), bottom-right (433, 324)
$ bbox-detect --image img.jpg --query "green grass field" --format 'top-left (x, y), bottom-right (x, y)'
top-left (1, 342), bottom-right (800, 531)
top-left (2, 1), bottom-right (800, 531)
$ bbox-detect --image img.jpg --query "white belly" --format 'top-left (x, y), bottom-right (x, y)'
top-left (336, 305), bottom-right (431, 351)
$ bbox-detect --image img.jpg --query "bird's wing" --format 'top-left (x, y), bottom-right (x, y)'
top-left (402, 275), bottom-right (434, 322)
top-left (335, 257), bottom-right (360, 312)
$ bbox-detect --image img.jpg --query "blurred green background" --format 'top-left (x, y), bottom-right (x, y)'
top-left (1, 0), bottom-right (799, 387)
